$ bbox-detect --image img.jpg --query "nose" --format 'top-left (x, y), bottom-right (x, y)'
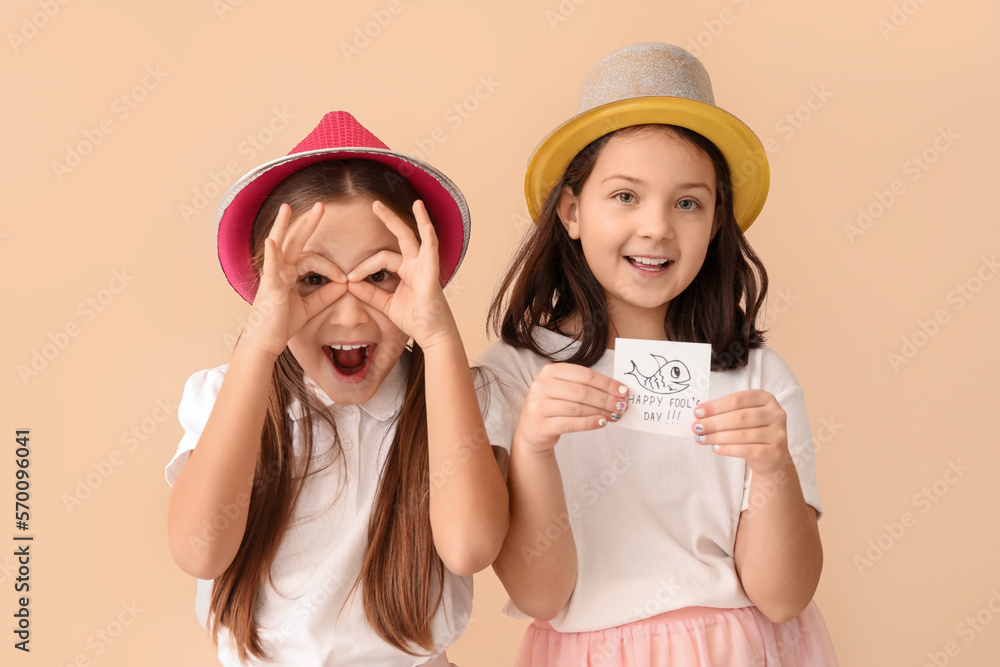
top-left (636, 203), bottom-right (676, 240)
top-left (325, 291), bottom-right (370, 329)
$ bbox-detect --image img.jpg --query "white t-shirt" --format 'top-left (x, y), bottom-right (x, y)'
top-left (164, 352), bottom-right (511, 666)
top-left (476, 328), bottom-right (823, 633)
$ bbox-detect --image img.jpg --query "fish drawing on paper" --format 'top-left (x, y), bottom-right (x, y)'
top-left (627, 355), bottom-right (691, 395)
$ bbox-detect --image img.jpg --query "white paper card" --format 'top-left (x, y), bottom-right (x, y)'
top-left (612, 338), bottom-right (712, 437)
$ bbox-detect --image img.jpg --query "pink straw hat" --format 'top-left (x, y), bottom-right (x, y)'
top-left (215, 111), bottom-right (471, 303)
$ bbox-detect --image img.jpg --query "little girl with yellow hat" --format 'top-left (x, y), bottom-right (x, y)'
top-left (481, 42), bottom-right (840, 666)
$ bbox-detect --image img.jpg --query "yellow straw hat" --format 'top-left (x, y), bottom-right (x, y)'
top-left (525, 42), bottom-right (769, 231)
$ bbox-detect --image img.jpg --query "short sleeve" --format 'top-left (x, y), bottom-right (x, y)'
top-left (474, 340), bottom-right (535, 449)
top-left (473, 366), bottom-right (514, 481)
top-left (740, 350), bottom-right (824, 519)
top-left (164, 366), bottom-right (228, 487)
top-left (474, 342), bottom-right (538, 621)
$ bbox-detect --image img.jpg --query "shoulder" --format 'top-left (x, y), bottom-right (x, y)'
top-left (165, 364), bottom-right (230, 487)
top-left (182, 363), bottom-right (229, 391)
top-left (475, 329), bottom-right (578, 378)
top-left (475, 339), bottom-right (547, 394)
top-left (753, 345), bottom-right (803, 395)
top-left (475, 339), bottom-right (524, 368)
top-left (178, 364), bottom-right (230, 413)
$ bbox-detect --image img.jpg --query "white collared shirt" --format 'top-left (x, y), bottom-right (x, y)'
top-left (165, 352), bottom-right (510, 666)
top-left (476, 328), bottom-right (823, 633)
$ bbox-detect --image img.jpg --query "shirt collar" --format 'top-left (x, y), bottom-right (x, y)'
top-left (287, 351), bottom-right (410, 424)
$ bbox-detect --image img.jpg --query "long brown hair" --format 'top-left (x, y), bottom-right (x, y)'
top-left (210, 160), bottom-right (444, 661)
top-left (489, 124), bottom-right (769, 371)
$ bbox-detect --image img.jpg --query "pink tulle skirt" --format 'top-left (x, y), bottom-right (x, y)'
top-left (513, 601), bottom-right (839, 667)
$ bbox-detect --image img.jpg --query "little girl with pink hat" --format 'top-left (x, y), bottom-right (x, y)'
top-left (165, 110), bottom-right (510, 666)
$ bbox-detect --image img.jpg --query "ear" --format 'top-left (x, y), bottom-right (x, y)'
top-left (709, 197), bottom-right (725, 241)
top-left (710, 213), bottom-right (722, 242)
top-left (556, 186), bottom-right (581, 240)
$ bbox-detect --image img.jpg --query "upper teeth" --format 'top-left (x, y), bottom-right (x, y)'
top-left (631, 257), bottom-right (669, 266)
top-left (329, 344), bottom-right (366, 350)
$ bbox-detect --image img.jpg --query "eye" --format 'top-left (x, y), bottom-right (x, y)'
top-left (300, 273), bottom-right (328, 286)
top-left (364, 269), bottom-right (400, 293)
top-left (615, 191), bottom-right (636, 204)
top-left (677, 198), bottom-right (700, 210)
top-left (670, 366), bottom-right (681, 379)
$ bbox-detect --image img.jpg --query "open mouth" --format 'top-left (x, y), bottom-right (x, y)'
top-left (626, 256), bottom-right (673, 272)
top-left (325, 343), bottom-right (375, 381)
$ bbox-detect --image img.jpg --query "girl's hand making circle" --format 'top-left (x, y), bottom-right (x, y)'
top-left (346, 200), bottom-right (455, 350)
top-left (516, 363), bottom-right (630, 456)
top-left (243, 202), bottom-right (348, 359)
top-left (692, 390), bottom-right (790, 475)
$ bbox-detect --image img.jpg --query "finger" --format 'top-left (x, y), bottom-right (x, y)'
top-left (412, 200), bottom-right (439, 252)
top-left (705, 443), bottom-right (760, 458)
top-left (296, 252), bottom-right (348, 283)
top-left (301, 281), bottom-right (348, 320)
top-left (542, 415), bottom-right (614, 435)
top-left (695, 389), bottom-right (774, 418)
top-left (693, 406), bottom-right (774, 436)
top-left (281, 201), bottom-right (325, 258)
top-left (267, 203), bottom-right (293, 248)
top-left (411, 200), bottom-right (443, 285)
top-left (537, 378), bottom-right (629, 415)
top-left (347, 250), bottom-right (404, 282)
top-left (371, 200), bottom-right (420, 258)
top-left (259, 238), bottom-right (288, 306)
top-left (695, 427), bottom-right (773, 446)
top-left (543, 363), bottom-right (630, 399)
top-left (346, 280), bottom-right (392, 314)
top-left (262, 237), bottom-right (279, 281)
top-left (530, 397), bottom-right (622, 421)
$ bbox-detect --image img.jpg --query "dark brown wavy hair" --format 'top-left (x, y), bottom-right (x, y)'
top-left (489, 124), bottom-right (769, 371)
top-left (211, 160), bottom-right (444, 661)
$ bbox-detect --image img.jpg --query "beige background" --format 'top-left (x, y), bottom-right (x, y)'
top-left (2, 0), bottom-right (998, 665)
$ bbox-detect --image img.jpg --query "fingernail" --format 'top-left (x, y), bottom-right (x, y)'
top-left (610, 413), bottom-right (621, 421)
top-left (694, 423), bottom-right (704, 433)
top-left (696, 435), bottom-right (705, 443)
top-left (712, 444), bottom-right (719, 452)
top-left (598, 418), bottom-right (608, 427)
top-left (618, 385), bottom-right (628, 395)
top-left (694, 408), bottom-right (705, 418)
top-left (615, 401), bottom-right (626, 411)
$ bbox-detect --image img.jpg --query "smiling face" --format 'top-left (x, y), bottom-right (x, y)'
top-left (557, 127), bottom-right (719, 341)
top-left (286, 197), bottom-right (411, 406)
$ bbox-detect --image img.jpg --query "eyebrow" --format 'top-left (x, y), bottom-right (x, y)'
top-left (600, 174), bottom-right (713, 193)
top-left (601, 174), bottom-right (646, 186)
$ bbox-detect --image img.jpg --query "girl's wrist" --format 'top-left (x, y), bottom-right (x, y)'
top-left (231, 338), bottom-right (283, 367)
top-left (748, 450), bottom-right (797, 480)
top-left (512, 430), bottom-right (559, 461)
top-left (415, 314), bottom-right (462, 354)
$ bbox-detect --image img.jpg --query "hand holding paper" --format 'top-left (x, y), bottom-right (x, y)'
top-left (690, 390), bottom-right (791, 474)
top-left (515, 362), bottom-right (630, 455)
top-left (612, 338), bottom-right (712, 437)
